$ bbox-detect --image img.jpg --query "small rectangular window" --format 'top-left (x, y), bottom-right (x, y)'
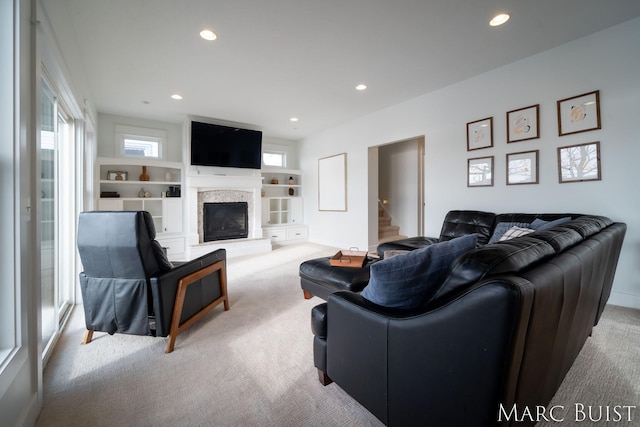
top-left (263, 152), bottom-right (285, 167)
top-left (123, 137), bottom-right (160, 158)
top-left (116, 125), bottom-right (166, 159)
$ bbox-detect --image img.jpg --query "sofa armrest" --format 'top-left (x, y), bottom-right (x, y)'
top-left (311, 303), bottom-right (328, 338)
top-left (150, 249), bottom-right (226, 337)
top-left (324, 281), bottom-right (528, 426)
top-left (376, 236), bottom-right (440, 257)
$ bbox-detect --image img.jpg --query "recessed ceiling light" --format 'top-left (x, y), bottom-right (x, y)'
top-left (355, 84), bottom-right (367, 91)
top-left (200, 29), bottom-right (217, 41)
top-left (290, 117), bottom-right (299, 122)
top-left (490, 13), bottom-right (510, 27)
top-left (171, 94), bottom-right (183, 100)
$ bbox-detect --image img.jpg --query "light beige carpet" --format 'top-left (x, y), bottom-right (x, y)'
top-left (36, 243), bottom-right (640, 426)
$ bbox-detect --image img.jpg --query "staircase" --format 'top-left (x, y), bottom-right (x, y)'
top-left (378, 205), bottom-right (407, 243)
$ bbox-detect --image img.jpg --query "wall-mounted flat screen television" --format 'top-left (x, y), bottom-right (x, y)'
top-left (190, 121), bottom-right (262, 169)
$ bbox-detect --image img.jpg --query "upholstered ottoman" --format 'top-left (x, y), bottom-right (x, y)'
top-left (299, 256), bottom-right (380, 300)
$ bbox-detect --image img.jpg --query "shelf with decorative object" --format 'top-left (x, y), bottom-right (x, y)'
top-left (260, 196), bottom-right (307, 244)
top-left (95, 157), bottom-right (185, 258)
top-left (259, 167), bottom-right (307, 243)
top-left (261, 167), bottom-right (302, 198)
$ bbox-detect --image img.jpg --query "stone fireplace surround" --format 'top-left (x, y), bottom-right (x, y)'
top-left (185, 169), bottom-right (271, 258)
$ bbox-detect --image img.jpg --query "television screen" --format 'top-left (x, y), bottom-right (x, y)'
top-left (190, 121), bottom-right (262, 169)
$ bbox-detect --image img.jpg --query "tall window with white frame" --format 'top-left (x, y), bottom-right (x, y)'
top-left (0, 0), bottom-right (16, 365)
top-left (40, 76), bottom-right (75, 358)
top-left (40, 78), bottom-right (57, 352)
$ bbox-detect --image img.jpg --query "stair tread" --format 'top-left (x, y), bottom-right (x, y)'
top-left (378, 234), bottom-right (409, 244)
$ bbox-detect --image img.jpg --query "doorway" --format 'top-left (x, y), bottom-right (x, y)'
top-left (367, 136), bottom-right (425, 251)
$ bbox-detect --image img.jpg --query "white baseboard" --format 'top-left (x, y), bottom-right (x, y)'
top-left (607, 290), bottom-right (640, 311)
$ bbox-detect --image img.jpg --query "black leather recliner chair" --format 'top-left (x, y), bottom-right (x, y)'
top-left (77, 210), bottom-right (229, 353)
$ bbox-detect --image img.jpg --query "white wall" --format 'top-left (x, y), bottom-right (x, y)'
top-left (299, 17), bottom-right (640, 309)
top-left (263, 136), bottom-right (300, 169)
top-left (97, 113), bottom-right (183, 161)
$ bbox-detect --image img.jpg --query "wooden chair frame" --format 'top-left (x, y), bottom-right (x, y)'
top-left (166, 260), bottom-right (229, 353)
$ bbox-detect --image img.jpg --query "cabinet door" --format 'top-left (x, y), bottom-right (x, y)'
top-left (290, 197), bottom-right (303, 224)
top-left (261, 198), bottom-right (270, 226)
top-left (156, 236), bottom-right (185, 258)
top-left (286, 226), bottom-right (308, 240)
top-left (161, 198), bottom-right (183, 233)
top-left (263, 227), bottom-right (285, 242)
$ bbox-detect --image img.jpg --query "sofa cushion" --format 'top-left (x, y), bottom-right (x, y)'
top-left (360, 234), bottom-right (477, 309)
top-left (528, 227), bottom-right (583, 252)
top-left (438, 210), bottom-right (496, 245)
top-left (431, 236), bottom-right (556, 303)
top-left (495, 213), bottom-right (578, 224)
top-left (561, 216), bottom-right (608, 238)
top-left (488, 222), bottom-right (531, 244)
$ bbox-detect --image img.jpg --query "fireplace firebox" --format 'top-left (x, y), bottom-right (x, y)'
top-left (203, 202), bottom-right (248, 242)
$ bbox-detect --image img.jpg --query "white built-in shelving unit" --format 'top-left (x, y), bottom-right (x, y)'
top-left (260, 167), bottom-right (308, 243)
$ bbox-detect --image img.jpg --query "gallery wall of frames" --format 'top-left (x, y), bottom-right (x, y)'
top-left (465, 90), bottom-right (601, 188)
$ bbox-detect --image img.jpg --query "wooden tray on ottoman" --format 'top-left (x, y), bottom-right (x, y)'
top-left (330, 250), bottom-right (368, 268)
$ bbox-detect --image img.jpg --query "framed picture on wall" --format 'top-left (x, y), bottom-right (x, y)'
top-left (467, 117), bottom-right (493, 151)
top-left (507, 104), bottom-right (539, 143)
top-left (506, 150), bottom-right (539, 185)
top-left (318, 153), bottom-right (347, 211)
top-left (557, 141), bottom-right (601, 183)
top-left (467, 156), bottom-right (494, 187)
top-left (107, 170), bottom-right (128, 181)
top-left (557, 90), bottom-right (601, 136)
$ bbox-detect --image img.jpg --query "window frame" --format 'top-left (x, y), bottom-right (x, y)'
top-left (0, 0), bottom-right (17, 370)
top-left (115, 124), bottom-right (166, 160)
top-left (262, 143), bottom-right (289, 168)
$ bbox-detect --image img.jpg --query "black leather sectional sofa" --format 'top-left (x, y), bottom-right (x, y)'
top-left (310, 210), bottom-right (626, 426)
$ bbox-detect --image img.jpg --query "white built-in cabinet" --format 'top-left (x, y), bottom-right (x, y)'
top-left (95, 157), bottom-right (185, 258)
top-left (261, 167), bottom-right (308, 243)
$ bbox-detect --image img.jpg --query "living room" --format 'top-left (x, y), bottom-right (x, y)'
top-left (3, 1), bottom-right (640, 425)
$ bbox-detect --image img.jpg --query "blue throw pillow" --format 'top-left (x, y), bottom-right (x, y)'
top-left (360, 234), bottom-right (477, 309)
top-left (530, 217), bottom-right (571, 231)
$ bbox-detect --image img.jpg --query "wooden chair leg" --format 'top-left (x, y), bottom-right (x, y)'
top-left (82, 329), bottom-right (94, 344)
top-left (303, 290), bottom-right (312, 300)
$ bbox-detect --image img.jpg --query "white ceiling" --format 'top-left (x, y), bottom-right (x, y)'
top-left (43, 0), bottom-right (640, 140)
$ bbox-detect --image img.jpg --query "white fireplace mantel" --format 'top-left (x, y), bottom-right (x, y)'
top-left (184, 171), bottom-right (270, 258)
top-left (187, 173), bottom-right (263, 191)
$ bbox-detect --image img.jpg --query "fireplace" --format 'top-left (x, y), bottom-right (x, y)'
top-left (188, 173), bottom-right (267, 255)
top-left (203, 202), bottom-right (249, 242)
